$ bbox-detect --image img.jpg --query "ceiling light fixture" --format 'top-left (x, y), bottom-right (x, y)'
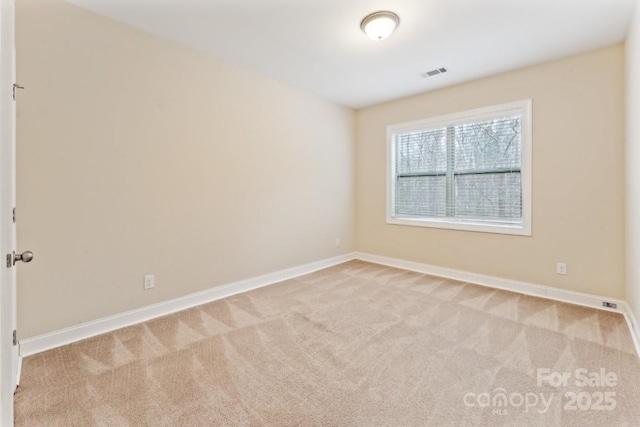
top-left (360, 11), bottom-right (400, 41)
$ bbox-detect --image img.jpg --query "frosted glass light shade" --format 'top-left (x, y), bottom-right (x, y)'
top-left (361, 11), bottom-right (399, 41)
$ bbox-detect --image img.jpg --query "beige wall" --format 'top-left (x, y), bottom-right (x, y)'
top-left (16, 0), bottom-right (355, 338)
top-left (16, 0), bottom-right (629, 340)
top-left (356, 45), bottom-right (625, 299)
top-left (626, 3), bottom-right (640, 319)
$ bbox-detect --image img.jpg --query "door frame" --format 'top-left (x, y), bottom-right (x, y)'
top-left (0, 0), bottom-right (17, 424)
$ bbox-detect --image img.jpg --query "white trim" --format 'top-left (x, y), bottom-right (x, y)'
top-left (0, 0), bottom-right (17, 424)
top-left (386, 99), bottom-right (532, 236)
top-left (358, 251), bottom-right (638, 358)
top-left (14, 356), bottom-right (20, 387)
top-left (354, 252), bottom-right (626, 314)
top-left (19, 251), bottom-right (639, 360)
top-left (386, 100), bottom-right (530, 133)
top-left (386, 217), bottom-right (530, 236)
top-left (622, 303), bottom-right (640, 358)
top-left (20, 253), bottom-right (356, 357)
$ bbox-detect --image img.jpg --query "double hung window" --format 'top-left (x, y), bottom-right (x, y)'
top-left (387, 100), bottom-right (531, 235)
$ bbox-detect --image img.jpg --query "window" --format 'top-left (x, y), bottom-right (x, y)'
top-left (387, 100), bottom-right (531, 235)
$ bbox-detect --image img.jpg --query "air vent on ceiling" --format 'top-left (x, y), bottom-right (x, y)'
top-left (421, 67), bottom-right (448, 78)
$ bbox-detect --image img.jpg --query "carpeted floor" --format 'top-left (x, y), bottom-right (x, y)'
top-left (14, 260), bottom-right (640, 426)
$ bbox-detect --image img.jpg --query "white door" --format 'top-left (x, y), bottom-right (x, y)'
top-left (1, 0), bottom-right (20, 425)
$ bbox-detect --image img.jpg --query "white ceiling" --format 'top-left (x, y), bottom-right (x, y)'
top-left (65, 0), bottom-right (637, 109)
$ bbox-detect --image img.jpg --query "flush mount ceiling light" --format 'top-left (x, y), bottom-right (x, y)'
top-left (360, 11), bottom-right (400, 41)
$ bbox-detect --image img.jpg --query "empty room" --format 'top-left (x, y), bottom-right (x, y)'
top-left (1, 0), bottom-right (640, 425)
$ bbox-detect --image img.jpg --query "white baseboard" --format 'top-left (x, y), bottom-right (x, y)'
top-left (20, 251), bottom-right (638, 359)
top-left (15, 356), bottom-right (21, 388)
top-left (354, 252), bottom-right (626, 314)
top-left (355, 253), bottom-right (640, 357)
top-left (20, 253), bottom-right (356, 357)
top-left (622, 303), bottom-right (640, 358)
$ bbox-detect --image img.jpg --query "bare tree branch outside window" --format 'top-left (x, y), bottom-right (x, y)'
top-left (394, 115), bottom-right (522, 221)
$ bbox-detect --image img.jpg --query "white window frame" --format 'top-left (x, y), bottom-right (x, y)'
top-left (386, 99), bottom-right (532, 236)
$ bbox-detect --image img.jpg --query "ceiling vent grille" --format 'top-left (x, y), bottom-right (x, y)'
top-left (421, 67), bottom-right (448, 78)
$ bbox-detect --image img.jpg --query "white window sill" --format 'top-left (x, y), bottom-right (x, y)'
top-left (387, 216), bottom-right (531, 236)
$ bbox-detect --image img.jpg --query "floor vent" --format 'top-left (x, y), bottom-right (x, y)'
top-left (421, 67), bottom-right (448, 78)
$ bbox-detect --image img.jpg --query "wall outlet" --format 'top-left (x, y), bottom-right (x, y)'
top-left (556, 263), bottom-right (567, 275)
top-left (335, 238), bottom-right (341, 247)
top-left (144, 274), bottom-right (155, 290)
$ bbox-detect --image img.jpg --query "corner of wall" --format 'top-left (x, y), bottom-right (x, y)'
top-left (625, 0), bottom-right (640, 325)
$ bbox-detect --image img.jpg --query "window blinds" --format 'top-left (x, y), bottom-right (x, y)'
top-left (394, 115), bottom-right (523, 222)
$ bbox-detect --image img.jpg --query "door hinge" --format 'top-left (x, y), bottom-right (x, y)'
top-left (12, 84), bottom-right (24, 101)
top-left (12, 330), bottom-right (17, 346)
top-left (6, 254), bottom-right (12, 268)
top-left (13, 207), bottom-right (16, 223)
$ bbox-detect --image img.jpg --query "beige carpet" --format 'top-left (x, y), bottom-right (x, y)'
top-left (14, 260), bottom-right (640, 426)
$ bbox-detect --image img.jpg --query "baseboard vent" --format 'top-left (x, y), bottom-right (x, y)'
top-left (603, 301), bottom-right (618, 309)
